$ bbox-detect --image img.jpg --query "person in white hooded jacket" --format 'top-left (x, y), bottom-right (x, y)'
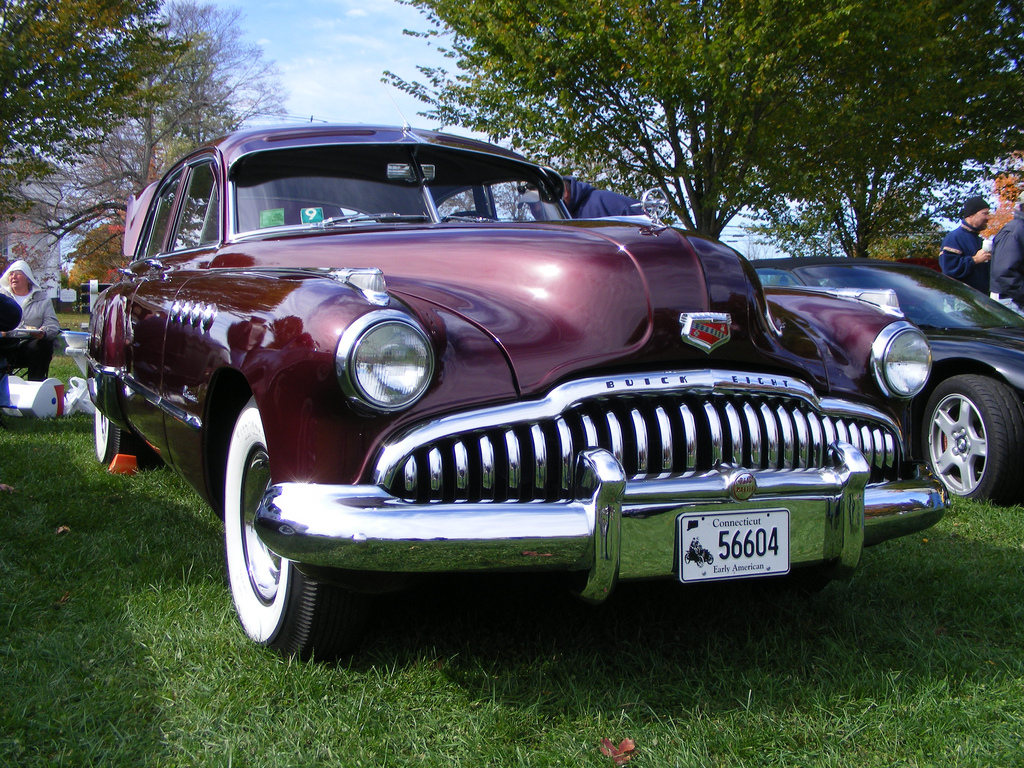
top-left (0, 260), bottom-right (61, 380)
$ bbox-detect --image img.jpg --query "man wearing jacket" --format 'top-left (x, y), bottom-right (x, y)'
top-left (990, 200), bottom-right (1024, 315)
top-left (563, 177), bottom-right (642, 218)
top-left (939, 196), bottom-right (991, 293)
top-left (0, 259), bottom-right (61, 380)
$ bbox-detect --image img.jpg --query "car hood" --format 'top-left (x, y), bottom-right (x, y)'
top-left (215, 222), bottom-right (825, 395)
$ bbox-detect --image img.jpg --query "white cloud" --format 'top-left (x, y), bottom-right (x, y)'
top-left (202, 0), bottom-right (458, 128)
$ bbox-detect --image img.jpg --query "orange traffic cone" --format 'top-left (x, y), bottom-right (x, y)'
top-left (108, 454), bottom-right (138, 475)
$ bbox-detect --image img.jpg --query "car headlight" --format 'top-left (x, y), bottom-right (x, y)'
top-left (336, 311), bottom-right (434, 412)
top-left (871, 321), bottom-right (931, 398)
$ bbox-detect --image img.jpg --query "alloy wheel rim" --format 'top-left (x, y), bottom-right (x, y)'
top-left (929, 393), bottom-right (988, 495)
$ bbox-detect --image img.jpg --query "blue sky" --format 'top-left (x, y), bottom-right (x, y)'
top-left (206, 0), bottom-right (467, 132)
top-left (204, 0), bottom-right (770, 252)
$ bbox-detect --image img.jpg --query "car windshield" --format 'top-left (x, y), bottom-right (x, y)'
top-left (231, 144), bottom-right (564, 235)
top-left (790, 264), bottom-right (1024, 330)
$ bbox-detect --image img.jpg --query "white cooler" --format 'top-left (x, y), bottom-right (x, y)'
top-left (2, 376), bottom-right (65, 418)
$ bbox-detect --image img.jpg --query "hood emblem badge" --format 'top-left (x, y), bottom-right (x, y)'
top-left (679, 312), bottom-right (731, 353)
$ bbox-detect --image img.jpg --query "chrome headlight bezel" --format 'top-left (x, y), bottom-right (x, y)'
top-left (336, 310), bottom-right (435, 413)
top-left (870, 321), bottom-right (931, 399)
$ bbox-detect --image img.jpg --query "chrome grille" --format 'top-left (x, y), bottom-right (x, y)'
top-left (380, 390), bottom-right (901, 504)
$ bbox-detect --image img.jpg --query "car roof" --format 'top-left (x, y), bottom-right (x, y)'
top-left (206, 124), bottom-right (528, 169)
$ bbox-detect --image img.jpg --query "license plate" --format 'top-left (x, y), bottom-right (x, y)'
top-left (678, 509), bottom-right (790, 583)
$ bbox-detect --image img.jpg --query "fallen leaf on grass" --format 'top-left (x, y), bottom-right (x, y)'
top-left (55, 592), bottom-right (71, 607)
top-left (55, 525), bottom-right (71, 535)
top-left (600, 738), bottom-right (636, 765)
top-left (0, 483), bottom-right (14, 493)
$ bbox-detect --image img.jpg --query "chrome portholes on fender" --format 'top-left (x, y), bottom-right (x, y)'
top-left (169, 299), bottom-right (217, 331)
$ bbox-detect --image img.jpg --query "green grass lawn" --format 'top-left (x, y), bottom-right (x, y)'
top-left (2, 351), bottom-right (1023, 766)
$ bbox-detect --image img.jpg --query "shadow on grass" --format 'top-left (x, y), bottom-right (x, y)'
top-left (357, 523), bottom-right (1024, 720)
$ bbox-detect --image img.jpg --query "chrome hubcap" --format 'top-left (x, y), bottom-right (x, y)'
top-left (240, 446), bottom-right (278, 603)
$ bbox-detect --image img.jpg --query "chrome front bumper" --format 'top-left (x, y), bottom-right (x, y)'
top-left (254, 442), bottom-right (946, 602)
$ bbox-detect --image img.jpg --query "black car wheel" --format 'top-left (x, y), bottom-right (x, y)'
top-left (224, 398), bottom-right (367, 660)
top-left (924, 375), bottom-right (1024, 503)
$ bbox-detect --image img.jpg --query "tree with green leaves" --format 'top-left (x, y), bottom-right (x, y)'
top-left (755, 0), bottom-right (1024, 257)
top-left (390, 0), bottom-right (827, 237)
top-left (0, 0), bottom-right (170, 211)
top-left (388, 0), bottom-right (1023, 247)
top-left (20, 1), bottom-right (286, 274)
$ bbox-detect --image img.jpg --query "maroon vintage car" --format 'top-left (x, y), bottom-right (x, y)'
top-left (88, 124), bottom-right (946, 658)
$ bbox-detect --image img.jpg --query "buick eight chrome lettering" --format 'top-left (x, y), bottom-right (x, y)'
top-left (88, 124), bottom-right (947, 658)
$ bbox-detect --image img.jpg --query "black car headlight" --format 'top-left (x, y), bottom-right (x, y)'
top-left (336, 311), bottom-right (434, 412)
top-left (871, 321), bottom-right (931, 398)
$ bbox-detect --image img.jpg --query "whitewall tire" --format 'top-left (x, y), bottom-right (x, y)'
top-left (224, 398), bottom-right (367, 659)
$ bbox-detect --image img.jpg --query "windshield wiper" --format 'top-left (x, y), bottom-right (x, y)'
top-left (441, 214), bottom-right (497, 222)
top-left (319, 213), bottom-right (431, 228)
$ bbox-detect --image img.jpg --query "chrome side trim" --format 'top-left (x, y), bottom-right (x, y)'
top-left (94, 365), bottom-right (202, 431)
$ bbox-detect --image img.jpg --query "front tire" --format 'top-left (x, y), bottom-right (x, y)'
top-left (923, 375), bottom-right (1024, 504)
top-left (224, 398), bottom-right (367, 659)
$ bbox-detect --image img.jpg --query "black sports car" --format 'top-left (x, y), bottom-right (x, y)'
top-left (757, 257), bottom-right (1024, 504)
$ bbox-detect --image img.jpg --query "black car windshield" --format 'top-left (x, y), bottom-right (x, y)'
top-left (231, 144), bottom-right (564, 235)
top-left (790, 264), bottom-right (1024, 330)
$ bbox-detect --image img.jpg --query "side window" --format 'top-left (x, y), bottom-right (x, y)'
top-left (173, 162), bottom-right (220, 250)
top-left (492, 181), bottom-right (543, 221)
top-left (141, 172), bottom-right (182, 258)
